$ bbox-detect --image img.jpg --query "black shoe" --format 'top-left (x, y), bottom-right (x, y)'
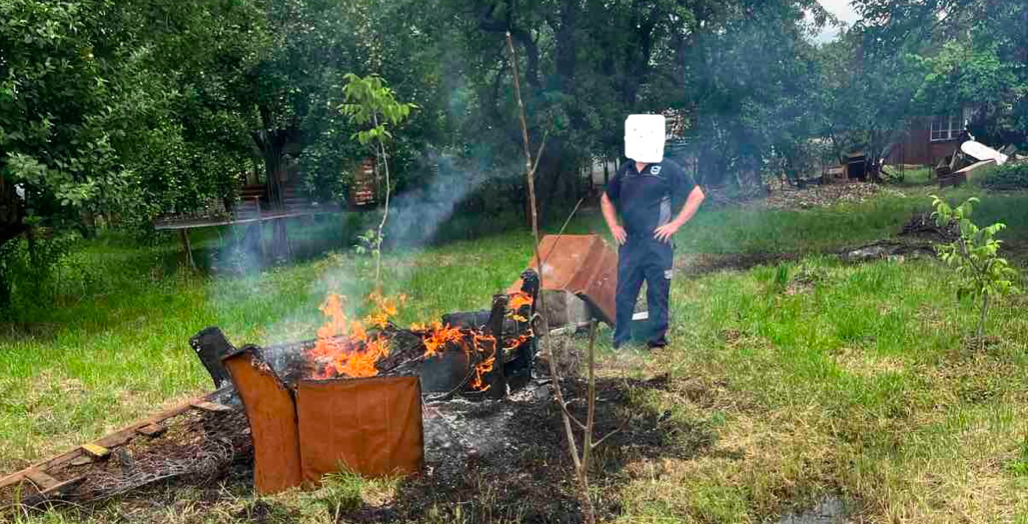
top-left (646, 339), bottom-right (667, 349)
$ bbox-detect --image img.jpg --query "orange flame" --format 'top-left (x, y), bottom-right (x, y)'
top-left (419, 321), bottom-right (465, 358)
top-left (309, 290), bottom-right (533, 392)
top-left (508, 291), bottom-right (533, 312)
top-left (309, 293), bottom-right (400, 379)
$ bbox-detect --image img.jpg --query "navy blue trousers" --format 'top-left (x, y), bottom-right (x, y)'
top-left (613, 236), bottom-right (673, 347)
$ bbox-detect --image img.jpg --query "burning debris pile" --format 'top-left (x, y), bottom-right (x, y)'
top-left (190, 269), bottom-right (540, 400)
top-left (0, 237), bottom-right (629, 512)
top-left (181, 270), bottom-right (544, 494)
top-left (0, 272), bottom-right (543, 506)
top-left (303, 285), bottom-right (536, 395)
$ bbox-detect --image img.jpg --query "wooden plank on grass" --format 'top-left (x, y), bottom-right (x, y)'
top-left (95, 430), bottom-right (135, 448)
top-left (69, 456), bottom-right (93, 467)
top-left (25, 470), bottom-right (59, 490)
top-left (0, 392), bottom-right (218, 491)
top-left (40, 475), bottom-right (86, 496)
top-left (136, 423), bottom-right (166, 437)
top-left (191, 400), bottom-right (232, 412)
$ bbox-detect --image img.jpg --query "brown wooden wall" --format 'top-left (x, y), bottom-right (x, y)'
top-left (887, 117), bottom-right (961, 166)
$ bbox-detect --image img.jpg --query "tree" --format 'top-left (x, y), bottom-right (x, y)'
top-left (0, 0), bottom-right (270, 308)
top-left (1, 0), bottom-right (129, 243)
top-left (433, 0), bottom-right (832, 210)
top-left (931, 196), bottom-right (1020, 345)
top-left (341, 74), bottom-right (416, 291)
top-left (852, 0), bottom-right (1028, 147)
top-left (814, 32), bottom-right (922, 179)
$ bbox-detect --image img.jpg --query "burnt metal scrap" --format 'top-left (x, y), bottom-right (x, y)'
top-left (221, 346), bottom-right (424, 494)
top-left (221, 345), bottom-right (303, 494)
top-left (188, 327), bottom-right (235, 389)
top-left (206, 283), bottom-right (539, 493)
top-left (936, 139), bottom-right (1011, 187)
top-left (508, 235), bottom-right (618, 326)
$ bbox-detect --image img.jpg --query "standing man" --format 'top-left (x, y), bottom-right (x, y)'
top-left (601, 114), bottom-right (705, 349)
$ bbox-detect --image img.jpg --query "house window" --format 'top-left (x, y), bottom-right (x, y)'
top-left (930, 113), bottom-right (961, 141)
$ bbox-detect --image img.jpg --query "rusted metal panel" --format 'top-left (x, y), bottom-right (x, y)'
top-left (295, 376), bottom-right (423, 483)
top-left (222, 346), bottom-right (303, 495)
top-left (508, 235), bottom-right (618, 326)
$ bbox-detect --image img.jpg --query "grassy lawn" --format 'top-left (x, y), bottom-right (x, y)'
top-left (2, 186), bottom-right (1028, 522)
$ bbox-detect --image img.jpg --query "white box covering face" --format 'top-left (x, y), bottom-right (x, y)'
top-left (624, 114), bottom-right (666, 163)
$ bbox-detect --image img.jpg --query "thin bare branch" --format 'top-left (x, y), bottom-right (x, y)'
top-left (591, 416), bottom-right (632, 450)
top-left (530, 126), bottom-right (550, 177)
top-left (506, 31), bottom-right (582, 472)
top-left (579, 319), bottom-right (599, 523)
top-left (541, 197), bottom-right (586, 267)
top-left (560, 401), bottom-right (588, 431)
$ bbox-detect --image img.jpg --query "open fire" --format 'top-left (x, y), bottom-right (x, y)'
top-left (300, 272), bottom-right (539, 394)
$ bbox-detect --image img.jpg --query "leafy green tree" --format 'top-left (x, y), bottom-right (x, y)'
top-left (853, 0), bottom-right (1028, 147)
top-left (1, 0), bottom-right (128, 243)
top-left (931, 196), bottom-right (1020, 344)
top-left (0, 0), bottom-right (270, 308)
top-left (813, 33), bottom-right (922, 179)
top-left (434, 0), bottom-right (832, 209)
top-left (341, 74), bottom-right (416, 291)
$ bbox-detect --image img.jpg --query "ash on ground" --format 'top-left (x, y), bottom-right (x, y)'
top-left (422, 381), bottom-right (552, 474)
top-left (366, 375), bottom-right (705, 524)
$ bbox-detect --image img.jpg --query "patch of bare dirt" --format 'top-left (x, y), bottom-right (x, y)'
top-left (764, 182), bottom-right (892, 210)
top-left (676, 252), bottom-right (800, 275)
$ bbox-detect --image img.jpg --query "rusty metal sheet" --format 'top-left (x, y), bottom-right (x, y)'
top-left (508, 235), bottom-right (618, 325)
top-left (222, 347), bottom-right (303, 495)
top-left (295, 376), bottom-right (423, 483)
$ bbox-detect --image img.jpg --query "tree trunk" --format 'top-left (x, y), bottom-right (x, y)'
top-left (0, 175), bottom-right (25, 254)
top-left (263, 143), bottom-right (285, 208)
top-left (978, 290), bottom-right (989, 346)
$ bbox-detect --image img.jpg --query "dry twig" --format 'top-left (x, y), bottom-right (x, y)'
top-left (505, 31), bottom-right (608, 524)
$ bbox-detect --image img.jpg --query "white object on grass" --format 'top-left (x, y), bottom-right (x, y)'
top-left (961, 140), bottom-right (1009, 166)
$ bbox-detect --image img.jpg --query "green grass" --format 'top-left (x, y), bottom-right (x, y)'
top-left (614, 256), bottom-right (1028, 522)
top-left (3, 188), bottom-right (1028, 522)
top-left (887, 165), bottom-right (934, 187)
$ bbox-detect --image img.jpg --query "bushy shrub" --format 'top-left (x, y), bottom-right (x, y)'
top-left (0, 230), bottom-right (75, 313)
top-left (979, 162), bottom-right (1028, 190)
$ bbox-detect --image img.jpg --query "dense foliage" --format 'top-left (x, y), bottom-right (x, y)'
top-left (980, 162), bottom-right (1028, 191)
top-left (853, 0), bottom-right (1028, 147)
top-left (2, 0), bottom-right (1026, 309)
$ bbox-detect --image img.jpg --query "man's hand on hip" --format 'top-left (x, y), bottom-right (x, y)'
top-left (653, 221), bottom-right (681, 243)
top-left (610, 224), bottom-right (627, 245)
